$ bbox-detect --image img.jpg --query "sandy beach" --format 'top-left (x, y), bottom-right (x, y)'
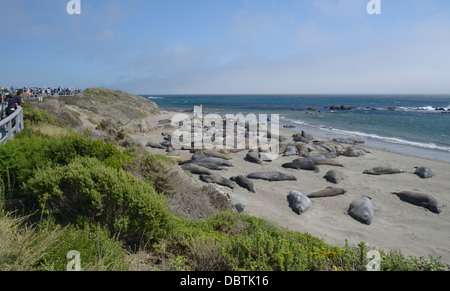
top-left (129, 110), bottom-right (450, 263)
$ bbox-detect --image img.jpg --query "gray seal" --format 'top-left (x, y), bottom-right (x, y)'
top-left (363, 167), bottom-right (404, 175)
top-left (179, 160), bottom-right (224, 171)
top-left (323, 170), bottom-right (344, 184)
top-left (283, 145), bottom-right (298, 156)
top-left (230, 175), bottom-right (255, 193)
top-left (307, 187), bottom-right (347, 198)
top-left (391, 191), bottom-right (442, 214)
top-left (341, 148), bottom-right (365, 157)
top-left (247, 171), bottom-right (297, 182)
top-left (414, 167), bottom-right (434, 179)
top-left (282, 159), bottom-right (320, 173)
top-left (245, 152), bottom-right (264, 165)
top-left (348, 196), bottom-right (374, 225)
top-left (287, 191), bottom-right (312, 215)
top-left (200, 174), bottom-right (236, 189)
top-left (194, 157), bottom-right (233, 167)
top-left (180, 164), bottom-right (213, 175)
top-left (146, 141), bottom-right (165, 149)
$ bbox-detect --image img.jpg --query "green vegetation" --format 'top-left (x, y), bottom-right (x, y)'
top-left (0, 101), bottom-right (448, 271)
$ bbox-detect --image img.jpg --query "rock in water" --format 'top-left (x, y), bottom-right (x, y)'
top-left (287, 191), bottom-right (312, 215)
top-left (348, 196), bottom-right (374, 225)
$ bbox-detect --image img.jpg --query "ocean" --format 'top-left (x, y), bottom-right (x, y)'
top-left (140, 94), bottom-right (450, 162)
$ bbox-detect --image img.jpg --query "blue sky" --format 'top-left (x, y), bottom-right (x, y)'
top-left (1, 0), bottom-right (450, 94)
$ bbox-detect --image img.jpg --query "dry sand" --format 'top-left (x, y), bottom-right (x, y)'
top-left (129, 110), bottom-right (450, 263)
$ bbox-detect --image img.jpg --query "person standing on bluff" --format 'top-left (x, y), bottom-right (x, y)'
top-left (6, 89), bottom-right (24, 117)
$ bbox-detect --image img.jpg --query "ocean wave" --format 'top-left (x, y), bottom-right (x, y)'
top-left (147, 96), bottom-right (163, 99)
top-left (327, 128), bottom-right (450, 152)
top-left (397, 105), bottom-right (450, 111)
top-left (284, 118), bottom-right (450, 153)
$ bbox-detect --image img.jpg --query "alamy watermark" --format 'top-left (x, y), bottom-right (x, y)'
top-left (67, 0), bottom-right (81, 15)
top-left (171, 106), bottom-right (280, 160)
top-left (367, 0), bottom-right (381, 15)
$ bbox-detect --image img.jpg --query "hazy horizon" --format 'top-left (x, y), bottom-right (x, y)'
top-left (2, 0), bottom-right (450, 95)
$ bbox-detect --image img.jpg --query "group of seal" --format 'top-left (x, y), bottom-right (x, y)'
top-left (159, 127), bottom-right (442, 225)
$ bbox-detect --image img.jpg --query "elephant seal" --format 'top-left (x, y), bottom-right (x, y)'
top-left (200, 174), bottom-right (236, 189)
top-left (363, 167), bottom-right (404, 175)
top-left (146, 141), bottom-right (165, 149)
top-left (301, 130), bottom-right (314, 140)
top-left (348, 196), bottom-right (374, 225)
top-left (180, 164), bottom-right (213, 175)
top-left (307, 187), bottom-right (347, 198)
top-left (323, 170), bottom-right (344, 184)
top-left (245, 152), bottom-right (264, 165)
top-left (301, 156), bottom-right (343, 167)
top-left (230, 175), bottom-right (255, 193)
top-left (414, 167), bottom-right (434, 179)
top-left (195, 157), bottom-right (233, 167)
top-left (287, 191), bottom-right (312, 215)
top-left (391, 191), bottom-right (442, 214)
top-left (294, 142), bottom-right (309, 156)
top-left (341, 148), bottom-right (365, 157)
top-left (247, 171), bottom-right (297, 182)
top-left (283, 145), bottom-right (298, 156)
top-left (292, 134), bottom-right (310, 144)
top-left (282, 159), bottom-right (320, 173)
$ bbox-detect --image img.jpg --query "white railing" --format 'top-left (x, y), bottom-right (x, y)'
top-left (0, 106), bottom-right (24, 145)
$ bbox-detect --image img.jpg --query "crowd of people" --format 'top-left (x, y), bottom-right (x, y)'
top-left (0, 86), bottom-right (82, 119)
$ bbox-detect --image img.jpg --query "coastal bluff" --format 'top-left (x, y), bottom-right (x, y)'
top-left (30, 87), bottom-right (164, 135)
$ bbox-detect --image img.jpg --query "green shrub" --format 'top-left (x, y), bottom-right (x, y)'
top-left (135, 154), bottom-right (178, 196)
top-left (40, 222), bottom-right (129, 271)
top-left (23, 107), bottom-right (63, 127)
top-left (24, 157), bottom-right (172, 244)
top-left (0, 211), bottom-right (129, 271)
top-left (0, 135), bottom-right (133, 199)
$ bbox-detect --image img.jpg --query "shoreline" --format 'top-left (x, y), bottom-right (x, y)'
top-left (158, 106), bottom-right (450, 163)
top-left (131, 109), bottom-right (450, 263)
top-left (278, 118), bottom-right (450, 164)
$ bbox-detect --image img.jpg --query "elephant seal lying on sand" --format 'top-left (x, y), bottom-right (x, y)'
top-left (323, 170), bottom-right (344, 184)
top-left (307, 187), bottom-right (347, 198)
top-left (230, 175), bottom-right (255, 193)
top-left (348, 196), bottom-right (374, 225)
top-left (287, 191), bottom-right (312, 215)
top-left (245, 152), bottom-right (264, 165)
top-left (200, 174), bottom-right (236, 189)
top-left (391, 191), bottom-right (442, 214)
top-left (180, 164), bottom-right (213, 175)
top-left (282, 159), bottom-right (320, 173)
top-left (413, 167), bottom-right (434, 179)
top-left (363, 167), bottom-right (404, 175)
top-left (247, 171), bottom-right (297, 182)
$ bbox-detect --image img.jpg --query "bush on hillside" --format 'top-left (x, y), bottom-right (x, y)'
top-left (0, 135), bottom-right (133, 199)
top-left (24, 157), bottom-right (172, 244)
top-left (0, 211), bottom-right (129, 271)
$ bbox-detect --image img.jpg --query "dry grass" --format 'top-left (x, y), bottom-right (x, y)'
top-left (0, 212), bottom-right (61, 271)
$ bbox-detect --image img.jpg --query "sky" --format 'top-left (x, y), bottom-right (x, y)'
top-left (1, 0), bottom-right (450, 94)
